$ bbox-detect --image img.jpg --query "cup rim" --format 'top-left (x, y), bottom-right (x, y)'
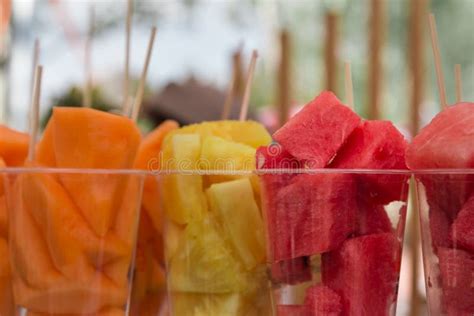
top-left (1, 167), bottom-right (473, 175)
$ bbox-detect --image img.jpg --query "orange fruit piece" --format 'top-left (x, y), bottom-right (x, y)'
top-left (0, 125), bottom-right (29, 167)
top-left (38, 107), bottom-right (141, 236)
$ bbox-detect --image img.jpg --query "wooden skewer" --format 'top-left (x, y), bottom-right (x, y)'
top-left (28, 65), bottom-right (43, 161)
top-left (428, 13), bottom-right (447, 109)
top-left (454, 64), bottom-right (463, 103)
top-left (239, 50), bottom-right (258, 122)
top-left (30, 39), bottom-right (40, 103)
top-left (122, 0), bottom-right (133, 115)
top-left (344, 62), bottom-right (354, 110)
top-left (221, 72), bottom-right (235, 120)
top-left (131, 26), bottom-right (157, 122)
top-left (83, 5), bottom-right (94, 108)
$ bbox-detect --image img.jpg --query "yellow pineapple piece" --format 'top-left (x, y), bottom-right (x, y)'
top-left (161, 134), bottom-right (207, 224)
top-left (200, 136), bottom-right (256, 171)
top-left (206, 178), bottom-right (265, 270)
top-left (171, 292), bottom-right (242, 316)
top-left (168, 215), bottom-right (246, 293)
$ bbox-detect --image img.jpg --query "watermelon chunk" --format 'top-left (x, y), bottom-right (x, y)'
top-left (322, 233), bottom-right (400, 316)
top-left (263, 173), bottom-right (357, 262)
top-left (256, 145), bottom-right (301, 170)
top-left (273, 91), bottom-right (360, 168)
top-left (331, 120), bottom-right (409, 204)
top-left (429, 205), bottom-right (453, 251)
top-left (270, 256), bottom-right (312, 285)
top-left (406, 102), bottom-right (474, 169)
top-left (355, 195), bottom-right (393, 236)
top-left (451, 195), bottom-right (474, 252)
top-left (438, 248), bottom-right (474, 314)
top-left (277, 305), bottom-right (309, 316)
top-left (304, 285), bottom-right (342, 316)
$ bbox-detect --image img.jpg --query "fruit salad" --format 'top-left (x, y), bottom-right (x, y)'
top-left (258, 91), bottom-right (409, 316)
top-left (160, 121), bottom-right (273, 316)
top-left (5, 107), bottom-right (143, 315)
top-left (407, 102), bottom-right (474, 315)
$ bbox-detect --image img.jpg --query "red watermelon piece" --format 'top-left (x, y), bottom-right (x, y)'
top-left (438, 248), bottom-right (474, 314)
top-left (429, 204), bottom-right (453, 251)
top-left (355, 195), bottom-right (393, 236)
top-left (273, 91), bottom-right (360, 168)
top-left (270, 256), bottom-right (312, 285)
top-left (406, 102), bottom-right (474, 169)
top-left (330, 120), bottom-right (409, 204)
top-left (277, 305), bottom-right (309, 316)
top-left (263, 173), bottom-right (357, 262)
top-left (304, 285), bottom-right (342, 316)
top-left (257, 145), bottom-right (302, 170)
top-left (322, 233), bottom-right (400, 316)
top-left (451, 194), bottom-right (474, 253)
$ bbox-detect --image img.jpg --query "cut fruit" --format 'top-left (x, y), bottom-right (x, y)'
top-left (264, 173), bottom-right (357, 261)
top-left (200, 136), bottom-right (256, 171)
top-left (355, 196), bottom-right (393, 236)
top-left (0, 238), bottom-right (9, 277)
top-left (330, 120), bottom-right (409, 204)
top-left (322, 233), bottom-right (400, 316)
top-left (36, 119), bottom-right (56, 166)
top-left (171, 292), bottom-right (242, 316)
top-left (277, 305), bottom-right (309, 316)
top-left (429, 204), bottom-right (453, 251)
top-left (20, 172), bottom-right (129, 278)
top-left (0, 195), bottom-right (7, 238)
top-left (270, 257), bottom-right (312, 285)
top-left (451, 194), bottom-right (474, 252)
top-left (161, 134), bottom-right (207, 224)
top-left (304, 285), bottom-right (342, 316)
top-left (28, 309), bottom-right (125, 316)
top-left (273, 91), bottom-right (360, 167)
top-left (13, 276), bottom-right (126, 314)
top-left (406, 102), bottom-right (474, 169)
top-left (438, 248), bottom-right (474, 314)
top-left (206, 178), bottom-right (265, 270)
top-left (168, 216), bottom-right (246, 293)
top-left (0, 125), bottom-right (29, 167)
top-left (48, 107), bottom-right (141, 236)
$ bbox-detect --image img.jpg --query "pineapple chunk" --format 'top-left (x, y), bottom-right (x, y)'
top-left (168, 216), bottom-right (246, 293)
top-left (161, 134), bottom-right (207, 224)
top-left (171, 293), bottom-right (242, 316)
top-left (200, 136), bottom-right (256, 171)
top-left (206, 178), bottom-right (265, 270)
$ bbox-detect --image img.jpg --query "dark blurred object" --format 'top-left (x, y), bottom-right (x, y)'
top-left (143, 76), bottom-right (255, 126)
top-left (41, 86), bottom-right (115, 128)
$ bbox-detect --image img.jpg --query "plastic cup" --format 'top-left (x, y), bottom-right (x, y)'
top-left (159, 170), bottom-right (273, 316)
top-left (2, 168), bottom-right (145, 316)
top-left (260, 169), bottom-right (410, 315)
top-left (414, 170), bottom-right (474, 316)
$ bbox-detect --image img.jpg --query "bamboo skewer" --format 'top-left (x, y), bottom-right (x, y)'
top-left (344, 62), bottom-right (354, 110)
top-left (428, 14), bottom-right (448, 109)
top-left (131, 26), bottom-right (157, 122)
top-left (277, 29), bottom-right (291, 127)
top-left (455, 64), bottom-right (463, 103)
top-left (122, 0), bottom-right (133, 115)
top-left (28, 65), bottom-right (43, 161)
top-left (239, 50), bottom-right (258, 122)
top-left (30, 39), bottom-right (40, 104)
top-left (83, 5), bottom-right (94, 108)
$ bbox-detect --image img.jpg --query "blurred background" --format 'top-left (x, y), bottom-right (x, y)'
top-left (0, 0), bottom-right (473, 315)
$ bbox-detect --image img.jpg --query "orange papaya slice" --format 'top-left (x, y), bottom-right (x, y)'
top-left (14, 276), bottom-right (126, 314)
top-left (28, 309), bottom-right (124, 316)
top-left (20, 172), bottom-right (129, 279)
top-left (0, 275), bottom-right (14, 316)
top-left (0, 238), bottom-right (9, 277)
top-left (0, 125), bottom-right (29, 167)
top-left (0, 195), bottom-right (7, 238)
top-left (9, 176), bottom-right (64, 289)
top-left (36, 119), bottom-right (56, 166)
top-left (51, 107), bottom-right (141, 236)
top-left (135, 120), bottom-right (178, 233)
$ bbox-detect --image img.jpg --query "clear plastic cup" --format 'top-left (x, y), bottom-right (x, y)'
top-left (414, 170), bottom-right (474, 316)
top-left (159, 170), bottom-right (273, 316)
top-left (259, 169), bottom-right (410, 316)
top-left (2, 168), bottom-right (145, 316)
